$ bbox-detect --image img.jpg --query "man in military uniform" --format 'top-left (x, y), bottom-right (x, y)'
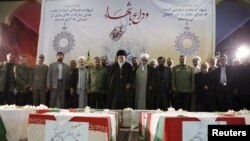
top-left (100, 56), bottom-right (110, 108)
top-left (86, 56), bottom-right (106, 109)
top-left (0, 53), bottom-right (16, 104)
top-left (30, 54), bottom-right (48, 106)
top-left (14, 56), bottom-right (32, 106)
top-left (172, 55), bottom-right (195, 111)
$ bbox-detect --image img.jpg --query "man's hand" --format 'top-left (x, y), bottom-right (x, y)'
top-left (70, 88), bottom-right (74, 95)
top-left (125, 84), bottom-right (131, 90)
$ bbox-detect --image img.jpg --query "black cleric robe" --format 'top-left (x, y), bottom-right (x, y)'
top-left (107, 62), bottom-right (133, 109)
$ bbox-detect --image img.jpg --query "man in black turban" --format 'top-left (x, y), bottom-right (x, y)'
top-left (107, 50), bottom-right (133, 109)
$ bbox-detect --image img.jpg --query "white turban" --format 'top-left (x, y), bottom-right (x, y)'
top-left (139, 53), bottom-right (149, 60)
top-left (192, 56), bottom-right (201, 61)
top-left (78, 56), bottom-right (86, 61)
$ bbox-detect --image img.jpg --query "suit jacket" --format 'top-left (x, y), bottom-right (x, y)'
top-left (195, 72), bottom-right (213, 93)
top-left (212, 65), bottom-right (237, 92)
top-left (152, 66), bottom-right (172, 92)
top-left (0, 62), bottom-right (16, 92)
top-left (47, 62), bottom-right (70, 89)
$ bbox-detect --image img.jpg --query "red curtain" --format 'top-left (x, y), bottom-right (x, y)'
top-left (0, 1), bottom-right (41, 65)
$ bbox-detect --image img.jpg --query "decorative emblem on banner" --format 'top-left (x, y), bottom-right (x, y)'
top-left (105, 1), bottom-right (149, 41)
top-left (109, 11), bottom-right (128, 41)
top-left (52, 23), bottom-right (75, 54)
top-left (102, 39), bottom-right (147, 63)
top-left (109, 25), bottom-right (126, 41)
top-left (175, 22), bottom-right (200, 56)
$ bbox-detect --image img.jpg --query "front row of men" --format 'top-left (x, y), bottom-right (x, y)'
top-left (0, 50), bottom-right (249, 111)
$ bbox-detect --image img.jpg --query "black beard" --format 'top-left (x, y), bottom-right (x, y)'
top-left (57, 59), bottom-right (63, 62)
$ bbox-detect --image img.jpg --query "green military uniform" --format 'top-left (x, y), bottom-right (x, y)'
top-left (14, 65), bottom-right (31, 105)
top-left (87, 67), bottom-right (106, 108)
top-left (30, 64), bottom-right (48, 106)
top-left (172, 64), bottom-right (195, 111)
top-left (172, 65), bottom-right (195, 93)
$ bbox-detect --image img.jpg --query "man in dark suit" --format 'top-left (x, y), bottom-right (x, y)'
top-left (212, 55), bottom-right (238, 111)
top-left (0, 53), bottom-right (16, 104)
top-left (152, 56), bottom-right (172, 110)
top-left (67, 60), bottom-right (78, 108)
top-left (195, 62), bottom-right (217, 111)
top-left (47, 52), bottom-right (70, 108)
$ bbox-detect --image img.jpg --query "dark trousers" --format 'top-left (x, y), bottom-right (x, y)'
top-left (16, 91), bottom-right (32, 106)
top-left (238, 88), bottom-right (250, 110)
top-left (89, 92), bottom-right (103, 109)
top-left (0, 91), bottom-right (16, 105)
top-left (146, 90), bottom-right (155, 109)
top-left (216, 85), bottom-right (234, 111)
top-left (66, 90), bottom-right (78, 108)
top-left (155, 83), bottom-right (170, 110)
top-left (173, 92), bottom-right (191, 111)
top-left (196, 91), bottom-right (217, 112)
top-left (126, 90), bottom-right (134, 109)
top-left (102, 93), bottom-right (107, 108)
top-left (46, 90), bottom-right (50, 107)
top-left (33, 89), bottom-right (46, 106)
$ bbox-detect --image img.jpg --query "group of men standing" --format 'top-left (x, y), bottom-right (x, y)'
top-left (0, 53), bottom-right (49, 107)
top-left (0, 50), bottom-right (249, 111)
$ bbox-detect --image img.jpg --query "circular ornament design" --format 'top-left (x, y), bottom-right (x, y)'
top-left (174, 31), bottom-right (200, 56)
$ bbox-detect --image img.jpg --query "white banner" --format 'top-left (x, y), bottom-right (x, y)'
top-left (38, 0), bottom-right (215, 65)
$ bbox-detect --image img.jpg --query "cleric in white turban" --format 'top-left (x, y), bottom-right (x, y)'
top-left (134, 53), bottom-right (154, 109)
top-left (139, 53), bottom-right (149, 60)
top-left (74, 55), bottom-right (88, 108)
top-left (192, 56), bottom-right (201, 73)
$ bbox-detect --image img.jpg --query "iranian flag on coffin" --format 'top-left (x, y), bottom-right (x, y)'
top-left (28, 113), bottom-right (116, 141)
top-left (139, 111), bottom-right (156, 139)
top-left (148, 116), bottom-right (246, 141)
